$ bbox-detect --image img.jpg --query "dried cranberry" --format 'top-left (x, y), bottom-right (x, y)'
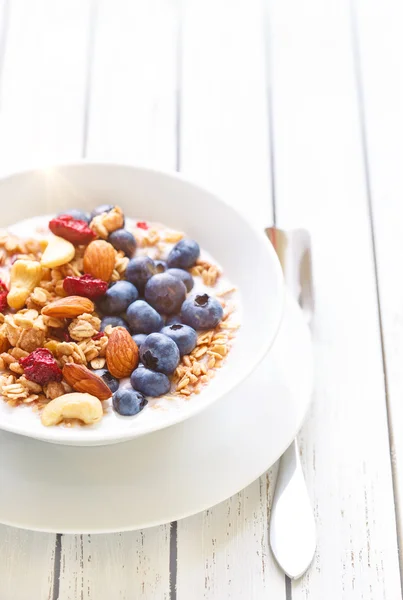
top-left (63, 274), bottom-right (108, 299)
top-left (49, 215), bottom-right (96, 245)
top-left (51, 329), bottom-right (72, 343)
top-left (136, 221), bottom-right (149, 230)
top-left (0, 279), bottom-right (8, 313)
top-left (92, 332), bottom-right (104, 340)
top-left (20, 348), bottom-right (63, 385)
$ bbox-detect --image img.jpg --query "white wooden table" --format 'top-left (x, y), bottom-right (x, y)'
top-left (0, 0), bottom-right (402, 598)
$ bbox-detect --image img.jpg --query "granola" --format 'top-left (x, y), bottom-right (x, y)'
top-left (0, 207), bottom-right (239, 427)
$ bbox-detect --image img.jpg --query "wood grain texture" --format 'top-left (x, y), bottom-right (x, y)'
top-left (267, 0), bottom-right (402, 597)
top-left (58, 529), bottom-right (170, 600)
top-left (352, 0), bottom-right (403, 580)
top-left (177, 468), bottom-right (285, 600)
top-left (176, 1), bottom-right (286, 599)
top-left (0, 526), bottom-right (56, 600)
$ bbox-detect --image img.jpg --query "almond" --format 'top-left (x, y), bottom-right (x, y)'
top-left (106, 326), bottom-right (139, 378)
top-left (83, 240), bottom-right (116, 282)
top-left (62, 363), bottom-right (112, 401)
top-left (41, 295), bottom-right (94, 319)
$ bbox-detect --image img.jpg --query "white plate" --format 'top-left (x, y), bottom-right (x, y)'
top-left (0, 162), bottom-right (284, 444)
top-left (0, 293), bottom-right (312, 533)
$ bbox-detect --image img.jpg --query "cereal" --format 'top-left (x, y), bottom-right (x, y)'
top-left (0, 210), bottom-right (239, 424)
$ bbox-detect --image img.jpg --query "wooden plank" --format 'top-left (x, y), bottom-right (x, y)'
top-left (267, 0), bottom-right (402, 597)
top-left (0, 526), bottom-right (56, 600)
top-left (353, 0), bottom-right (403, 577)
top-left (0, 0), bottom-right (91, 173)
top-left (0, 1), bottom-right (91, 599)
top-left (177, 1), bottom-right (285, 598)
top-left (58, 1), bottom-right (176, 597)
top-left (59, 529), bottom-right (170, 600)
top-left (85, 0), bottom-right (177, 168)
top-left (177, 468), bottom-right (284, 600)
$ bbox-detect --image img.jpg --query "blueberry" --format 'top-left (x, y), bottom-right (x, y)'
top-left (166, 268), bottom-right (194, 292)
top-left (97, 281), bottom-right (138, 315)
top-left (144, 273), bottom-right (186, 315)
top-left (112, 388), bottom-right (147, 416)
top-left (167, 239), bottom-right (200, 269)
top-left (58, 209), bottom-right (90, 223)
top-left (154, 260), bottom-right (167, 273)
top-left (126, 300), bottom-right (163, 334)
top-left (161, 324), bottom-right (197, 356)
top-left (165, 314), bottom-right (182, 326)
top-left (130, 367), bottom-right (171, 397)
top-left (92, 369), bottom-right (119, 393)
top-left (100, 316), bottom-right (129, 331)
top-left (90, 204), bottom-right (114, 221)
top-left (140, 333), bottom-right (180, 374)
top-left (108, 228), bottom-right (136, 257)
top-left (181, 293), bottom-right (224, 330)
top-left (132, 333), bottom-right (147, 348)
top-left (126, 256), bottom-right (158, 293)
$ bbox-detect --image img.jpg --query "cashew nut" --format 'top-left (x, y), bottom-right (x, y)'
top-left (41, 234), bottom-right (75, 268)
top-left (41, 392), bottom-right (103, 427)
top-left (7, 259), bottom-right (43, 310)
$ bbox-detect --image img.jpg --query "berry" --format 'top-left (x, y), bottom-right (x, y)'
top-left (63, 274), bottom-right (108, 299)
top-left (166, 268), bottom-right (194, 292)
top-left (92, 368), bottom-right (119, 393)
top-left (112, 388), bottom-right (147, 416)
top-left (0, 279), bottom-right (8, 312)
top-left (165, 315), bottom-right (182, 326)
top-left (126, 300), bottom-right (163, 334)
top-left (144, 273), bottom-right (186, 315)
top-left (167, 239), bottom-right (200, 269)
top-left (181, 293), bottom-right (224, 330)
top-left (100, 316), bottom-right (129, 331)
top-left (108, 228), bottom-right (136, 257)
top-left (20, 348), bottom-right (62, 385)
top-left (97, 281), bottom-right (138, 315)
top-left (130, 367), bottom-right (170, 397)
top-left (140, 333), bottom-right (180, 375)
top-left (161, 324), bottom-right (197, 356)
top-left (126, 256), bottom-right (158, 293)
top-left (132, 333), bottom-right (147, 348)
top-left (90, 204), bottom-right (114, 221)
top-left (154, 260), bottom-right (167, 273)
top-left (57, 209), bottom-right (90, 224)
top-left (49, 215), bottom-right (96, 245)
top-left (136, 221), bottom-right (148, 230)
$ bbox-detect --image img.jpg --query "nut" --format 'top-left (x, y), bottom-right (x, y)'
top-left (7, 260), bottom-right (43, 310)
top-left (42, 296), bottom-right (94, 319)
top-left (83, 240), bottom-right (115, 282)
top-left (106, 326), bottom-right (139, 378)
top-left (62, 363), bottom-right (112, 400)
top-left (41, 392), bottom-right (103, 426)
top-left (41, 235), bottom-right (75, 268)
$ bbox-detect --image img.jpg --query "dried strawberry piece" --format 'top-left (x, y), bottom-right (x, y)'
top-left (20, 348), bottom-right (63, 385)
top-left (92, 332), bottom-right (105, 340)
top-left (136, 221), bottom-right (149, 230)
top-left (0, 279), bottom-right (8, 313)
top-left (63, 274), bottom-right (108, 299)
top-left (49, 215), bottom-right (96, 245)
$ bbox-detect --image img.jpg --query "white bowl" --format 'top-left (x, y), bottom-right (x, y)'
top-left (0, 162), bottom-right (284, 445)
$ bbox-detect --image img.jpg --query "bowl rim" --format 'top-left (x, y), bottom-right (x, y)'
top-left (0, 160), bottom-right (285, 444)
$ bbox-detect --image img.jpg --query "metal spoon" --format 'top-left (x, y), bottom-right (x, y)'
top-left (265, 227), bottom-right (316, 579)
